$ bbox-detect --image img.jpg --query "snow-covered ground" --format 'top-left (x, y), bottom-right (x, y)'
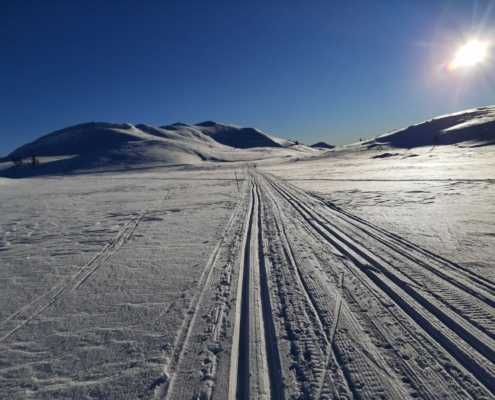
top-left (264, 144), bottom-right (495, 280)
top-left (0, 167), bottom-right (244, 398)
top-left (1, 107), bottom-right (495, 399)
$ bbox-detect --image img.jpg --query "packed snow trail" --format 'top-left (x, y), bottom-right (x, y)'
top-left (160, 168), bottom-right (495, 399)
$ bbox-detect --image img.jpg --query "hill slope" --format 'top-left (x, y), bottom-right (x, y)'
top-left (0, 121), bottom-right (314, 178)
top-left (364, 105), bottom-right (495, 149)
top-left (193, 121), bottom-right (284, 149)
top-left (8, 122), bottom-right (147, 158)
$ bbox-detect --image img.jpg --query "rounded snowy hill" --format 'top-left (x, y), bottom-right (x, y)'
top-left (189, 121), bottom-right (294, 149)
top-left (143, 123), bottom-right (218, 144)
top-left (363, 105), bottom-right (495, 149)
top-left (0, 120), bottom-right (314, 177)
top-left (9, 122), bottom-right (147, 157)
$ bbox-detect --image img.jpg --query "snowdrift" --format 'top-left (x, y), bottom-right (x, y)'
top-left (366, 105), bottom-right (495, 149)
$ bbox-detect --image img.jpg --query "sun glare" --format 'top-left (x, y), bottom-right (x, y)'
top-left (449, 40), bottom-right (487, 70)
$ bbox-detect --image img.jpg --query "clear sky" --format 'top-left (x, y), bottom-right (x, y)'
top-left (1, 0), bottom-right (494, 155)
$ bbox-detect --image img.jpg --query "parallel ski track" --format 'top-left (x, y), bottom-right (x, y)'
top-left (261, 179), bottom-right (349, 399)
top-left (254, 176), bottom-right (285, 400)
top-left (261, 174), bottom-right (413, 399)
top-left (233, 175), bottom-right (283, 400)
top-left (156, 182), bottom-right (247, 399)
top-left (0, 191), bottom-right (172, 344)
top-left (303, 188), bottom-right (495, 307)
top-left (261, 175), bottom-right (474, 399)
top-left (272, 176), bottom-right (495, 356)
top-left (260, 176), bottom-right (462, 399)
top-left (283, 177), bottom-right (495, 302)
top-left (303, 193), bottom-right (495, 349)
top-left (234, 178), bottom-right (255, 400)
top-left (260, 171), bottom-right (495, 397)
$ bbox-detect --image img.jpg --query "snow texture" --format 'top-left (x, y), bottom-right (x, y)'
top-left (1, 106), bottom-right (495, 399)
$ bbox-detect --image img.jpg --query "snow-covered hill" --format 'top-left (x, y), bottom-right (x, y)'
top-left (8, 122), bottom-right (148, 157)
top-left (191, 121), bottom-right (284, 149)
top-left (2, 106), bottom-right (495, 399)
top-left (6, 121), bottom-right (279, 159)
top-left (3, 105), bottom-right (494, 179)
top-left (362, 105), bottom-right (495, 149)
top-left (0, 121), bottom-right (316, 178)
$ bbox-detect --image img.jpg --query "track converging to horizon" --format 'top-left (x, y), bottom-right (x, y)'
top-left (160, 167), bottom-right (495, 399)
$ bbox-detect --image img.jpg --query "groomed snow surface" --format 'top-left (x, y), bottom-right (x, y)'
top-left (1, 107), bottom-right (495, 399)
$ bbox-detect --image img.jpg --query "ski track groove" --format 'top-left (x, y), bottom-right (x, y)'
top-left (8, 168), bottom-right (495, 399)
top-left (277, 178), bottom-right (495, 356)
top-left (303, 186), bottom-right (495, 299)
top-left (245, 178), bottom-right (271, 399)
top-left (234, 175), bottom-right (284, 399)
top-left (260, 171), bottom-right (495, 398)
top-left (233, 178), bottom-right (255, 400)
top-left (254, 177), bottom-right (285, 400)
top-left (154, 181), bottom-right (247, 400)
top-left (261, 182), bottom-right (350, 399)
top-left (261, 173), bottom-right (411, 399)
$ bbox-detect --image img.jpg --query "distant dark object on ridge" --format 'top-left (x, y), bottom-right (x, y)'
top-left (310, 142), bottom-right (336, 149)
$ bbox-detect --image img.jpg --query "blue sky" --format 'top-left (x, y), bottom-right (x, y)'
top-left (1, 0), bottom-right (494, 155)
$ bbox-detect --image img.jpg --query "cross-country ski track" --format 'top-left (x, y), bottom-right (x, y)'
top-left (2, 167), bottom-right (495, 399)
top-left (145, 167), bottom-right (495, 399)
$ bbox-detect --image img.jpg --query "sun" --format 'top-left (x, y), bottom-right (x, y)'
top-left (450, 40), bottom-right (487, 70)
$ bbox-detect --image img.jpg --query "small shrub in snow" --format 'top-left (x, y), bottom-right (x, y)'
top-left (11, 156), bottom-right (23, 166)
top-left (30, 155), bottom-right (39, 166)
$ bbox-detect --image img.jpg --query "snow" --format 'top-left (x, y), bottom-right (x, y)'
top-left (193, 121), bottom-right (284, 149)
top-left (264, 143), bottom-right (495, 273)
top-left (358, 105), bottom-right (495, 149)
top-left (8, 122), bottom-right (147, 157)
top-left (0, 121), bottom-right (320, 179)
top-left (1, 106), bottom-right (495, 399)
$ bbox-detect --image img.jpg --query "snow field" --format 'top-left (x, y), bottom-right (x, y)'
top-left (153, 167), bottom-right (495, 399)
top-left (2, 105), bottom-right (495, 398)
top-left (0, 170), bottom-right (240, 398)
